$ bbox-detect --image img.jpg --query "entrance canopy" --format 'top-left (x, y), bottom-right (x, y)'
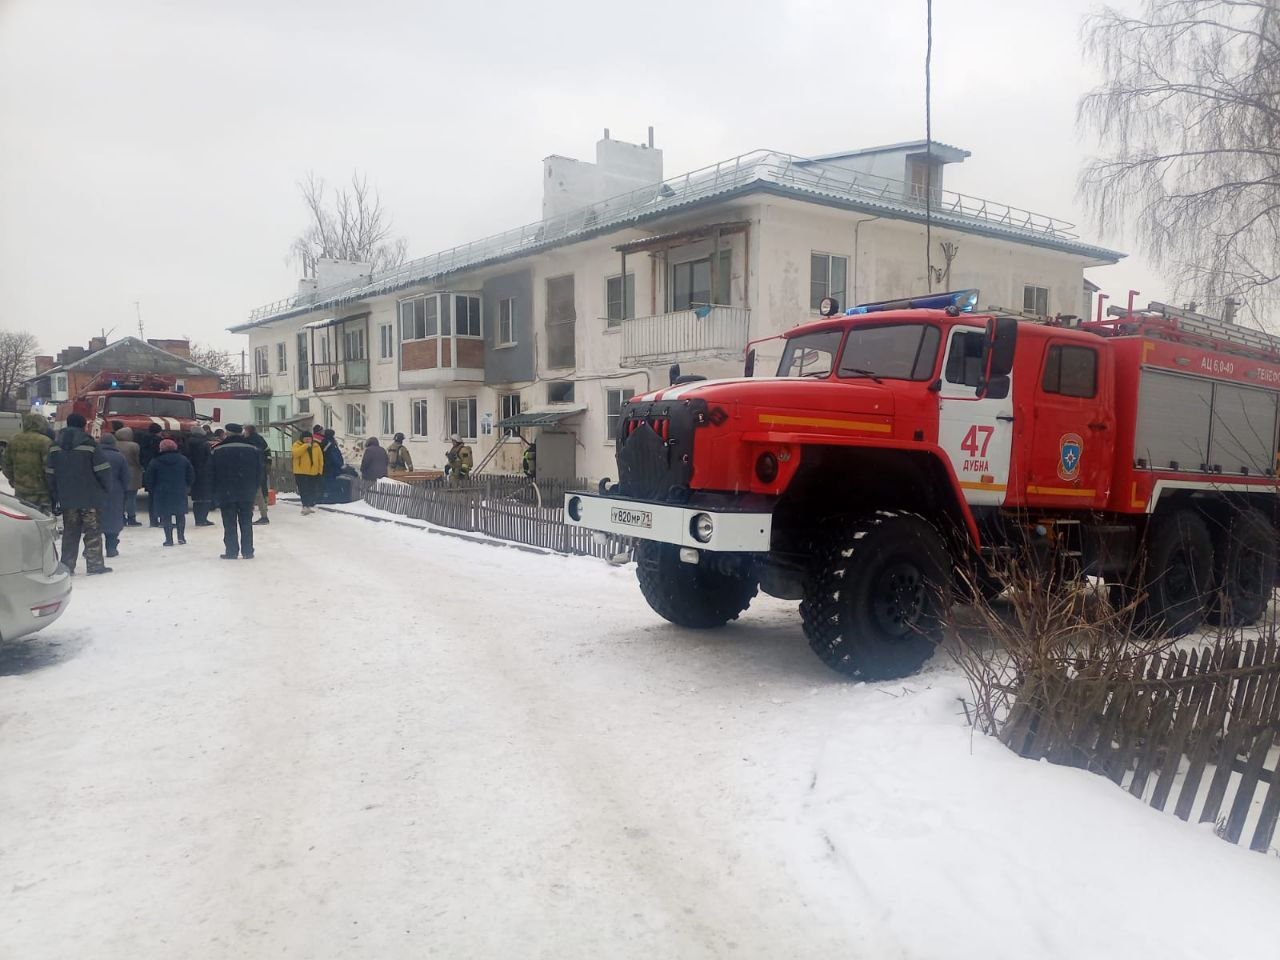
top-left (498, 405), bottom-right (587, 429)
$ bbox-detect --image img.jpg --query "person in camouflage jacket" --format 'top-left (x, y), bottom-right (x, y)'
top-left (2, 413), bottom-right (53, 510)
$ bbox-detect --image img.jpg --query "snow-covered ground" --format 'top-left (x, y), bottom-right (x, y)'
top-left (2, 501), bottom-right (1279, 959)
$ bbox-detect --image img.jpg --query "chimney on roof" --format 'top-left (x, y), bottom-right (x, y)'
top-left (58, 346), bottom-right (87, 365)
top-left (34, 356), bottom-right (54, 375)
top-left (542, 129), bottom-right (664, 219)
top-left (88, 336), bottom-right (106, 352)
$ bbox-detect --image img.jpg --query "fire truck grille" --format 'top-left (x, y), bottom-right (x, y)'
top-left (615, 400), bottom-right (702, 501)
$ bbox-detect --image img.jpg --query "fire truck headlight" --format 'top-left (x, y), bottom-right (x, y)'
top-left (567, 496), bottom-right (583, 522)
top-left (755, 451), bottom-right (779, 484)
top-left (691, 513), bottom-right (714, 543)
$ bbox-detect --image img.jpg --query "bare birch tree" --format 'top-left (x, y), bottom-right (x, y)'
top-left (0, 330), bottom-right (38, 411)
top-left (186, 341), bottom-right (240, 382)
top-left (288, 171), bottom-right (409, 278)
top-left (1079, 1), bottom-right (1280, 310)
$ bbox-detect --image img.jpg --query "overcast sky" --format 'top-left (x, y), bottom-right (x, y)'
top-left (0, 0), bottom-right (1162, 357)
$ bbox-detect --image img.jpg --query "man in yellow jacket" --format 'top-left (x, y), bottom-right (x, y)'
top-left (291, 430), bottom-right (325, 514)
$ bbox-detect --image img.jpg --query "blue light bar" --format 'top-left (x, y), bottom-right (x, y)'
top-left (847, 289), bottom-right (980, 315)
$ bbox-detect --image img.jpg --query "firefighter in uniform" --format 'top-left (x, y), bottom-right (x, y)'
top-left (522, 441), bottom-right (536, 479)
top-left (387, 432), bottom-right (413, 474)
top-left (445, 434), bottom-right (472, 486)
top-left (2, 413), bottom-right (54, 510)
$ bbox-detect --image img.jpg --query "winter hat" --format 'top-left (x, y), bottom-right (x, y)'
top-left (100, 433), bottom-right (118, 449)
top-left (312, 425), bottom-right (324, 436)
top-left (159, 438), bottom-right (178, 453)
top-left (66, 413), bottom-right (86, 429)
top-left (225, 423), bottom-right (243, 434)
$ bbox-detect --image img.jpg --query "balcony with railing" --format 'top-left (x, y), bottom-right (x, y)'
top-left (309, 315), bottom-right (370, 393)
top-left (311, 359), bottom-right (369, 392)
top-left (620, 305), bottom-right (751, 367)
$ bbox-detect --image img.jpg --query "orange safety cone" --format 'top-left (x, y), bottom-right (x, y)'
top-left (268, 488), bottom-right (277, 506)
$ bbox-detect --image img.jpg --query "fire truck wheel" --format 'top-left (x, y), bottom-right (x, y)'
top-left (634, 542), bottom-right (758, 629)
top-left (1206, 507), bottom-right (1276, 627)
top-left (800, 512), bottom-right (951, 681)
top-left (1134, 509), bottom-right (1215, 637)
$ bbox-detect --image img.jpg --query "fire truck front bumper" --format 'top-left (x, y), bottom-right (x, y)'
top-left (564, 493), bottom-right (773, 552)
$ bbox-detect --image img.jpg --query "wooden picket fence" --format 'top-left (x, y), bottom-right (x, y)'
top-left (1003, 637), bottom-right (1280, 853)
top-left (267, 460), bottom-right (632, 561)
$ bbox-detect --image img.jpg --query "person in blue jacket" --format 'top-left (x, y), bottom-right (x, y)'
top-left (143, 437), bottom-right (194, 546)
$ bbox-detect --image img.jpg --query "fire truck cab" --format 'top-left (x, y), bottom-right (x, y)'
top-left (69, 372), bottom-right (200, 439)
top-left (567, 291), bottom-right (1280, 680)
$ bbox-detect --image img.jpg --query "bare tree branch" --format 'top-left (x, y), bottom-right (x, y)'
top-left (1080, 1), bottom-right (1280, 310)
top-left (0, 330), bottom-right (39, 411)
top-left (287, 171), bottom-right (409, 279)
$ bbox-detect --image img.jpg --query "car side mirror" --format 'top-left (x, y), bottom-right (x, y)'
top-left (981, 374), bottom-right (1010, 400)
top-left (978, 316), bottom-right (1017, 397)
top-left (744, 349), bottom-right (756, 378)
top-left (669, 363), bottom-right (681, 386)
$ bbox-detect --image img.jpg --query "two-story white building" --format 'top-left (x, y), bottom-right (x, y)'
top-left (231, 133), bottom-right (1123, 481)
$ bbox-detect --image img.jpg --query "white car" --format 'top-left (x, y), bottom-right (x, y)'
top-left (0, 492), bottom-right (71, 641)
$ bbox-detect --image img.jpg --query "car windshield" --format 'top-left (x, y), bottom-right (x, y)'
top-left (106, 395), bottom-right (195, 418)
top-left (776, 331), bottom-right (843, 378)
top-left (837, 323), bottom-right (942, 381)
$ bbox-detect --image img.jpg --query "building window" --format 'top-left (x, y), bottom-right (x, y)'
top-left (379, 322), bottom-right (395, 360)
top-left (1023, 284), bottom-right (1050, 315)
top-left (343, 326), bottom-right (366, 361)
top-left (296, 332), bottom-right (309, 391)
top-left (298, 398), bottom-right (310, 414)
top-left (255, 407), bottom-right (269, 427)
top-left (276, 342), bottom-right (287, 374)
top-left (606, 388), bottom-right (635, 440)
top-left (671, 251), bottom-right (731, 311)
top-left (411, 399), bottom-right (429, 438)
top-left (345, 402), bottom-right (367, 435)
top-left (323, 405), bottom-right (333, 430)
top-left (380, 400), bottom-right (395, 435)
top-left (275, 403), bottom-right (287, 421)
top-left (453, 295), bottom-right (482, 337)
top-left (253, 345), bottom-right (269, 375)
top-left (498, 297), bottom-right (517, 346)
top-left (606, 273), bottom-right (635, 326)
top-left (547, 381), bottom-right (575, 404)
top-left (54, 373), bottom-right (68, 394)
top-left (399, 296), bottom-right (438, 341)
top-left (1042, 345), bottom-right (1098, 398)
top-left (500, 393), bottom-right (521, 437)
top-left (810, 253), bottom-right (848, 311)
top-left (447, 397), bottom-right (477, 440)
top-left (546, 275), bottom-right (576, 368)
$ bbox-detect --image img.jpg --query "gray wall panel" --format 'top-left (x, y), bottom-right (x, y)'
top-left (483, 269), bottom-right (534, 385)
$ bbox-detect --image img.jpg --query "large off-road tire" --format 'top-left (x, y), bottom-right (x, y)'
top-left (800, 511), bottom-right (952, 681)
top-left (1134, 509), bottom-right (1215, 637)
top-left (634, 541), bottom-right (758, 629)
top-left (1207, 506), bottom-right (1277, 626)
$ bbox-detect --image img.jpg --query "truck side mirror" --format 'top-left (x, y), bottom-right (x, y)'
top-left (744, 349), bottom-right (756, 378)
top-left (669, 363), bottom-right (681, 385)
top-left (978, 316), bottom-right (1017, 397)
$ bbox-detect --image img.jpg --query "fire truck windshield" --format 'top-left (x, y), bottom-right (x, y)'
top-left (837, 323), bottom-right (941, 382)
top-left (777, 331), bottom-right (842, 378)
top-left (106, 395), bottom-right (195, 418)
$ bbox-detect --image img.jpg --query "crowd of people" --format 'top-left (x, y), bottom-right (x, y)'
top-left (3, 413), bottom-right (487, 575)
top-left (1, 414), bottom-right (273, 574)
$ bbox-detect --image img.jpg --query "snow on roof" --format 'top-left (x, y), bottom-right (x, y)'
top-left (235, 148), bottom-right (1122, 332)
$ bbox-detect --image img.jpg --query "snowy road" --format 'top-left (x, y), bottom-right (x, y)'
top-left (3, 502), bottom-right (1279, 959)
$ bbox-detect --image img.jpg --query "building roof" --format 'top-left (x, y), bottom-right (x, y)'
top-left (27, 337), bottom-right (222, 381)
top-left (804, 140), bottom-right (971, 164)
top-left (235, 148), bottom-right (1124, 332)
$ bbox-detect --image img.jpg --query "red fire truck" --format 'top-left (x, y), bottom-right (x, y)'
top-left (66, 372), bottom-right (201, 438)
top-left (566, 291), bottom-right (1280, 680)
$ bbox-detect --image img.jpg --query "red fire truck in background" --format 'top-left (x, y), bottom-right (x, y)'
top-left (66, 372), bottom-right (201, 438)
top-left (567, 291), bottom-right (1280, 680)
